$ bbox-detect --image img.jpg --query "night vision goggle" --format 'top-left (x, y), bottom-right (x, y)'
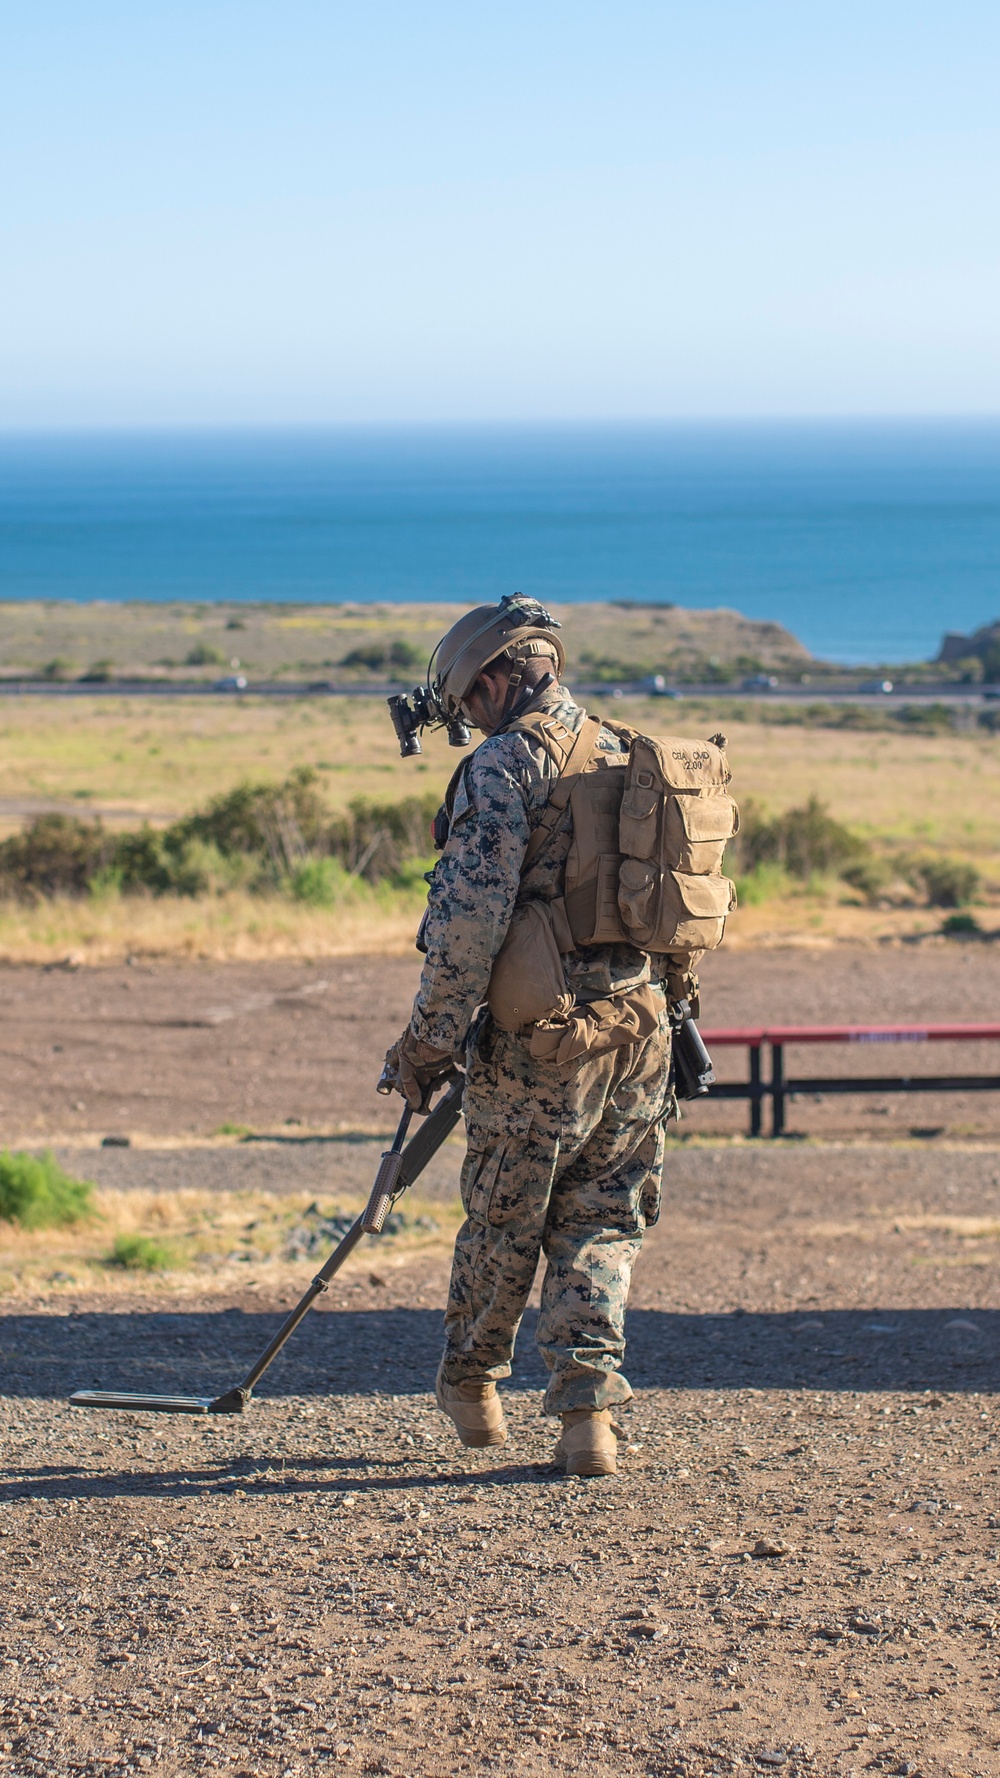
top-left (387, 595), bottom-right (561, 758)
top-left (387, 684), bottom-right (471, 757)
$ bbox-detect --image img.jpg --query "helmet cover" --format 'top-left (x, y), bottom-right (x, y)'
top-left (431, 595), bottom-right (565, 714)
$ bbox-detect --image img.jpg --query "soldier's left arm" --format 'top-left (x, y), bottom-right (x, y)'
top-left (409, 740), bottom-right (532, 1053)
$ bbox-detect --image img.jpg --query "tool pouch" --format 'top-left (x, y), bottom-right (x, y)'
top-left (487, 900), bottom-right (574, 1034)
top-left (527, 980), bottom-right (664, 1065)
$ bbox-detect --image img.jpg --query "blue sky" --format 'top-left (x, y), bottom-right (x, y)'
top-left (1, 1), bottom-right (998, 426)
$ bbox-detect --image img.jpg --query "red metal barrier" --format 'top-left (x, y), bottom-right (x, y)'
top-left (698, 1024), bottom-right (1000, 1137)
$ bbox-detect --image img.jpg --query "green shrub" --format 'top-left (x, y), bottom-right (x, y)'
top-left (327, 793), bottom-right (439, 881)
top-left (0, 770), bottom-right (442, 903)
top-left (184, 643), bottom-right (226, 667)
top-left (840, 855), bottom-right (892, 900)
top-left (729, 795), bottom-right (872, 882)
top-left (895, 702), bottom-right (956, 735)
top-left (80, 660), bottom-right (115, 683)
top-left (940, 912), bottom-right (983, 936)
top-left (290, 856), bottom-right (350, 906)
top-left (915, 857), bottom-right (980, 908)
top-left (0, 1151), bottom-right (94, 1229)
top-left (173, 766), bottom-right (328, 879)
top-left (110, 1233), bottom-right (178, 1271)
top-left (340, 638), bottom-right (423, 677)
top-left (0, 814), bottom-right (114, 901)
top-left (732, 862), bottom-right (791, 905)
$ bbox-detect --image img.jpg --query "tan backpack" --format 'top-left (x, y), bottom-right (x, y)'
top-left (515, 712), bottom-right (739, 957)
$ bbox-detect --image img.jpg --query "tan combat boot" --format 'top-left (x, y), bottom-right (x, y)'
top-left (554, 1408), bottom-right (618, 1477)
top-left (435, 1362), bottom-right (507, 1449)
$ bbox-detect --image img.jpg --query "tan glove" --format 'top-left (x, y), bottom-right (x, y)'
top-left (380, 1027), bottom-right (455, 1114)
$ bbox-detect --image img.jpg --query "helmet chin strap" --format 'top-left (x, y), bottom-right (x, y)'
top-left (491, 668), bottom-right (556, 735)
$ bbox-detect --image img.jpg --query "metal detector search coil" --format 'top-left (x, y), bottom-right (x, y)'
top-left (68, 1075), bottom-right (466, 1418)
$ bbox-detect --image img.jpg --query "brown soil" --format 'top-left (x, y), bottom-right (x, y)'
top-left (1, 941), bottom-right (998, 1145)
top-left (1, 947), bottom-right (999, 1777)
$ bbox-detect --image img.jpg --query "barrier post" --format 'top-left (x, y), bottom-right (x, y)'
top-left (771, 1042), bottom-right (785, 1137)
top-left (749, 1043), bottom-right (762, 1138)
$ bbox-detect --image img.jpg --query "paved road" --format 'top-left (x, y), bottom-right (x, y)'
top-left (0, 677), bottom-right (996, 705)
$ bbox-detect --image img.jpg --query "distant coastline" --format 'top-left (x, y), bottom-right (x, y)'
top-left (1, 420), bottom-right (998, 664)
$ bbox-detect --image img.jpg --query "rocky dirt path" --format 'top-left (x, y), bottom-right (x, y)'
top-left (2, 1137), bottom-right (1000, 1778)
top-left (2, 948), bottom-right (1000, 1775)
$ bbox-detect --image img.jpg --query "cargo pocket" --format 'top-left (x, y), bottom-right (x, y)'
top-left (665, 793), bottom-right (739, 873)
top-left (461, 1109), bottom-right (533, 1226)
top-left (658, 869), bottom-right (736, 951)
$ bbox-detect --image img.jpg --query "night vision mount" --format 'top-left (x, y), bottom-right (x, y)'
top-left (387, 595), bottom-right (561, 758)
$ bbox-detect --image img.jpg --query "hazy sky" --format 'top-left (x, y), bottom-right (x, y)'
top-left (2, 1), bottom-right (998, 426)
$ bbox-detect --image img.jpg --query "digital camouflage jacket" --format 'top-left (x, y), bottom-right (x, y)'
top-left (410, 688), bottom-right (653, 1054)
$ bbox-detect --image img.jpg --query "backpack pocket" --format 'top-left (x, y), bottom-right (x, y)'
top-left (661, 869), bottom-right (736, 950)
top-left (665, 793), bottom-right (739, 874)
top-left (619, 862), bottom-right (735, 950)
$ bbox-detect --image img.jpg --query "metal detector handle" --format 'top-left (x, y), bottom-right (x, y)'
top-left (361, 1105), bottom-right (412, 1233)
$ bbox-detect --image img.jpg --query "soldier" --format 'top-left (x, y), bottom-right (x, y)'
top-left (381, 598), bottom-right (681, 1478)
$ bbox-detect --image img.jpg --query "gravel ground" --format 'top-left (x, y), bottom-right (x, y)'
top-left (2, 950), bottom-right (1000, 1775)
top-left (3, 1137), bottom-right (1000, 1778)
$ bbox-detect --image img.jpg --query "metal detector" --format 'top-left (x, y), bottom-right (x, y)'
top-left (68, 1075), bottom-right (465, 1417)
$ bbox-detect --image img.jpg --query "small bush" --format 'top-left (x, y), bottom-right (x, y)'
top-left (0, 1151), bottom-right (94, 1229)
top-left (730, 796), bottom-right (872, 882)
top-left (110, 1233), bottom-right (178, 1271)
top-left (732, 862), bottom-right (791, 906)
top-left (840, 855), bottom-right (892, 900)
top-left (290, 856), bottom-right (349, 906)
top-left (0, 814), bottom-right (114, 901)
top-left (184, 643), bottom-right (226, 667)
top-left (915, 857), bottom-right (980, 908)
top-left (941, 912), bottom-right (983, 936)
top-left (80, 660), bottom-right (115, 683)
top-left (340, 639), bottom-right (423, 677)
top-left (174, 766), bottom-right (328, 879)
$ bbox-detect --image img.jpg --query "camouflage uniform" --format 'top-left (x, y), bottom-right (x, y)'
top-left (411, 688), bottom-right (673, 1416)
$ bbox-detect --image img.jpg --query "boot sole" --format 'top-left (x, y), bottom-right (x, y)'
top-left (454, 1425), bottom-right (508, 1448)
top-left (564, 1454), bottom-right (617, 1476)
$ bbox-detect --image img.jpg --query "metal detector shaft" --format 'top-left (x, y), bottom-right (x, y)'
top-left (69, 1073), bottom-right (466, 1416)
top-left (231, 1105), bottom-right (414, 1401)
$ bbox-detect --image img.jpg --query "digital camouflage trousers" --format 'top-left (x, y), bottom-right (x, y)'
top-left (441, 1004), bottom-right (673, 1415)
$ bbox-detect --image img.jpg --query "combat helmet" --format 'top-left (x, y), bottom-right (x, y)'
top-left (431, 595), bottom-right (565, 717)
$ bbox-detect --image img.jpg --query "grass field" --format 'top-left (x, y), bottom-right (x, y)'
top-left (0, 691), bottom-right (997, 961)
top-left (0, 1178), bottom-right (463, 1301)
top-left (0, 597), bottom-right (811, 686)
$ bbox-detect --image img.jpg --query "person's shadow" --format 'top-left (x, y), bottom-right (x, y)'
top-left (2, 1299), bottom-right (995, 1416)
top-left (6, 1303), bottom-right (994, 1504)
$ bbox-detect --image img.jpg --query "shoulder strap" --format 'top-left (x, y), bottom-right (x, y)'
top-left (506, 710), bottom-right (574, 767)
top-left (520, 714), bottom-right (602, 870)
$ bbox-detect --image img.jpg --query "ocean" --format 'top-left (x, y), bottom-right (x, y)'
top-left (0, 421), bottom-right (997, 664)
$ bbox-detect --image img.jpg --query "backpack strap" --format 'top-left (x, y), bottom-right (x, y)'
top-left (519, 714), bottom-right (603, 870)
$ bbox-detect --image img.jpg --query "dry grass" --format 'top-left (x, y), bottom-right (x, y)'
top-left (0, 884), bottom-right (427, 966)
top-left (0, 597), bottom-right (806, 684)
top-left (0, 691), bottom-right (997, 961)
top-left (0, 691), bottom-right (997, 850)
top-left (0, 1182), bottom-right (463, 1301)
top-left (0, 694), bottom-right (440, 827)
